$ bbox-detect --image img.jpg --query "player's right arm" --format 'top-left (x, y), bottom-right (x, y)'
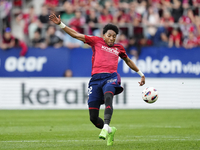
top-left (123, 56), bottom-right (145, 86)
top-left (49, 13), bottom-right (85, 43)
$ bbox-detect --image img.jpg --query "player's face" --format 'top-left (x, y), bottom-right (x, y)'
top-left (103, 30), bottom-right (117, 47)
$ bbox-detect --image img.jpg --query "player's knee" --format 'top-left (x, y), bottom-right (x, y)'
top-left (104, 92), bottom-right (113, 105)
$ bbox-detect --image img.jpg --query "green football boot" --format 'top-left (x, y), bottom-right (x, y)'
top-left (99, 129), bottom-right (108, 140)
top-left (107, 127), bottom-right (117, 146)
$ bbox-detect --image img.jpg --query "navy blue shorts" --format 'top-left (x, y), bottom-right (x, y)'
top-left (88, 72), bottom-right (123, 110)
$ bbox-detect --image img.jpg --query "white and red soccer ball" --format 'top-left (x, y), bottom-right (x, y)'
top-left (142, 87), bottom-right (158, 104)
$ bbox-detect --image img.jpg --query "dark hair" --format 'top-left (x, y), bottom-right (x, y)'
top-left (29, 5), bottom-right (34, 9)
top-left (103, 24), bottom-right (119, 35)
top-left (46, 25), bottom-right (55, 31)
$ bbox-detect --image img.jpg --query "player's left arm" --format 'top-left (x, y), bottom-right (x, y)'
top-left (123, 56), bottom-right (145, 86)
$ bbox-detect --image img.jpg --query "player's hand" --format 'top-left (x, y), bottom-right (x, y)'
top-left (138, 76), bottom-right (145, 86)
top-left (49, 13), bottom-right (61, 25)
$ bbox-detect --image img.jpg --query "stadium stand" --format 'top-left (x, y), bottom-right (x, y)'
top-left (1, 0), bottom-right (200, 52)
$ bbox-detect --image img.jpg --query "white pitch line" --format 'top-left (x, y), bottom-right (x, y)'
top-left (0, 139), bottom-right (200, 143)
top-left (117, 125), bottom-right (183, 128)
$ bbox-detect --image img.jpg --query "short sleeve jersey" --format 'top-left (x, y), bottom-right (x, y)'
top-left (85, 35), bottom-right (128, 75)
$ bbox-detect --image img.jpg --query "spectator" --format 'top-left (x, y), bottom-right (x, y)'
top-left (160, 11), bottom-right (174, 37)
top-left (16, 5), bottom-right (38, 42)
top-left (44, 0), bottom-right (59, 10)
top-left (69, 10), bottom-right (85, 33)
top-left (182, 0), bottom-right (193, 10)
top-left (168, 28), bottom-right (182, 48)
top-left (32, 29), bottom-right (46, 49)
top-left (0, 0), bottom-right (12, 29)
top-left (119, 0), bottom-right (132, 10)
top-left (128, 2), bottom-right (142, 37)
top-left (14, 38), bottom-right (28, 56)
top-left (1, 27), bottom-right (15, 50)
top-left (38, 4), bottom-right (50, 25)
top-left (28, 15), bottom-right (41, 41)
top-left (13, 0), bottom-right (22, 7)
top-left (179, 9), bottom-right (194, 38)
top-left (160, 11), bottom-right (174, 27)
top-left (64, 69), bottom-right (73, 77)
top-left (135, 0), bottom-right (147, 16)
top-left (161, 0), bottom-right (173, 11)
top-left (171, 0), bottom-right (183, 23)
top-left (86, 9), bottom-right (99, 36)
top-left (71, 0), bottom-right (89, 10)
top-left (63, 26), bottom-right (83, 49)
top-left (1, 27), bottom-right (28, 56)
top-left (143, 6), bottom-right (160, 40)
top-left (150, 0), bottom-right (162, 10)
top-left (132, 17), bottom-right (145, 44)
top-left (147, 26), bottom-right (169, 47)
top-left (128, 2), bottom-right (140, 21)
top-left (187, 9), bottom-right (195, 23)
top-left (194, 16), bottom-right (200, 36)
top-left (99, 7), bottom-right (113, 24)
top-left (193, 0), bottom-right (200, 16)
top-left (61, 1), bottom-right (75, 25)
top-left (183, 31), bottom-right (198, 49)
top-left (116, 33), bottom-right (129, 48)
top-left (104, 1), bottom-right (113, 10)
top-left (45, 25), bottom-right (63, 48)
top-left (197, 35), bottom-right (200, 46)
top-left (85, 0), bottom-right (101, 13)
top-left (113, 9), bottom-right (131, 35)
top-left (126, 36), bottom-right (142, 60)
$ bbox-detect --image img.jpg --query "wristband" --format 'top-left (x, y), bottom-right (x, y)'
top-left (59, 22), bottom-right (66, 28)
top-left (137, 70), bottom-right (144, 77)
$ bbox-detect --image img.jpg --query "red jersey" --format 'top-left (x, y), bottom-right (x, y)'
top-left (85, 35), bottom-right (127, 75)
top-left (197, 36), bottom-right (200, 45)
top-left (169, 33), bottom-right (181, 41)
top-left (3, 35), bottom-right (15, 44)
top-left (184, 37), bottom-right (198, 47)
top-left (160, 17), bottom-right (174, 23)
top-left (180, 16), bottom-right (192, 24)
top-left (99, 14), bottom-right (113, 24)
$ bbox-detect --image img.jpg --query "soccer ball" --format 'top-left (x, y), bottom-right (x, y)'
top-left (142, 87), bottom-right (158, 104)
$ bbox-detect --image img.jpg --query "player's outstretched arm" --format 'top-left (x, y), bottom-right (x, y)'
top-left (123, 57), bottom-right (145, 86)
top-left (49, 13), bottom-right (85, 42)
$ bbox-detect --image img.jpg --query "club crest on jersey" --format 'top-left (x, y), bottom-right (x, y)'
top-left (101, 45), bottom-right (119, 56)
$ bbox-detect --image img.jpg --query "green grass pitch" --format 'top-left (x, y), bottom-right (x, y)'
top-left (0, 109), bottom-right (200, 150)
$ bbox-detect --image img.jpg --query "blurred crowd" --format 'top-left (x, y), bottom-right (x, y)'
top-left (1, 0), bottom-right (200, 58)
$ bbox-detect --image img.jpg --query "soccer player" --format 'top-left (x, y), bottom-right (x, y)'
top-left (49, 13), bottom-right (145, 146)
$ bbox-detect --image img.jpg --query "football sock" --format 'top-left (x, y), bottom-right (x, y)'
top-left (104, 92), bottom-right (113, 125)
top-left (103, 124), bottom-right (112, 133)
top-left (89, 109), bottom-right (104, 129)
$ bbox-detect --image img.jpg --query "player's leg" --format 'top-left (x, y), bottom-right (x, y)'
top-left (87, 76), bottom-right (104, 129)
top-left (104, 91), bottom-right (114, 129)
top-left (99, 87), bottom-right (115, 140)
top-left (88, 101), bottom-right (104, 129)
top-left (102, 87), bottom-right (119, 145)
top-left (100, 73), bottom-right (123, 145)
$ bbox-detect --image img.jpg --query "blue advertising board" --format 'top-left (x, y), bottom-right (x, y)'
top-left (0, 46), bottom-right (200, 77)
top-left (0, 47), bottom-right (71, 77)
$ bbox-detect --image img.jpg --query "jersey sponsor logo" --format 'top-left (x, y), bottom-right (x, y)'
top-left (107, 78), bottom-right (117, 83)
top-left (101, 45), bottom-right (119, 56)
